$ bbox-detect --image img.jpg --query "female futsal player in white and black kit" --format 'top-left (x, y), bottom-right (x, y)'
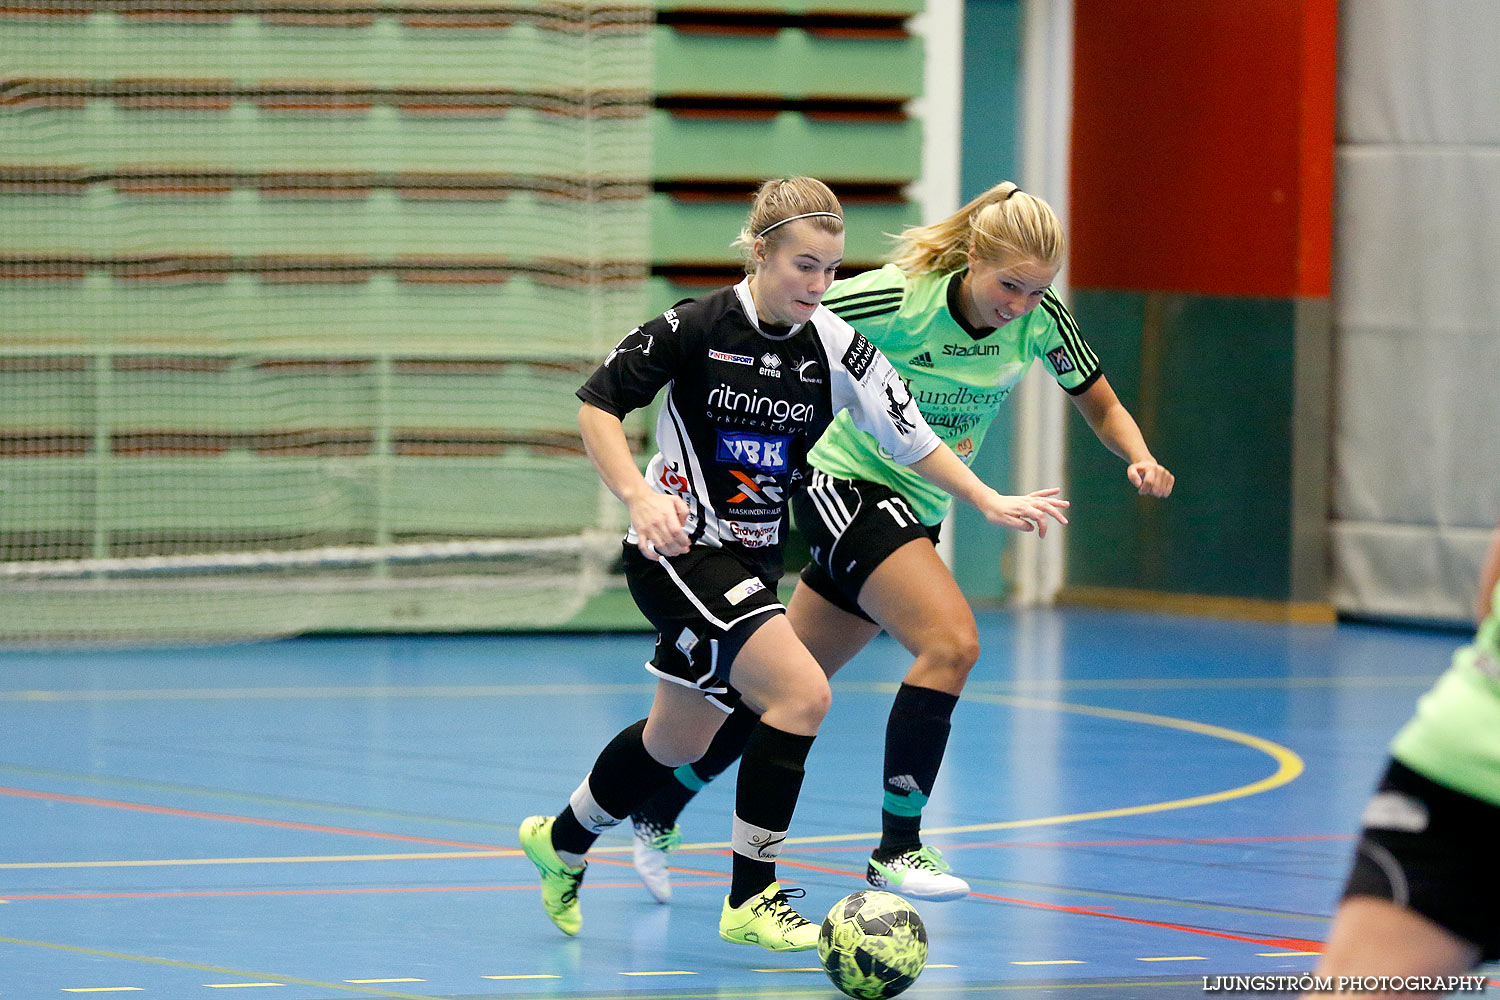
top-left (518, 177), bottom-right (1069, 953)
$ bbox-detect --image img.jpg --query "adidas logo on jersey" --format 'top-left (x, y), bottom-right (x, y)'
top-left (908, 351), bottom-right (934, 368)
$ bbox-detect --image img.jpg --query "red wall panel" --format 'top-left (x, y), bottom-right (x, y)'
top-left (1070, 0), bottom-right (1335, 297)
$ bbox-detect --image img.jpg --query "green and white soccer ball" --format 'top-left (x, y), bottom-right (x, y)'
top-left (817, 890), bottom-right (928, 999)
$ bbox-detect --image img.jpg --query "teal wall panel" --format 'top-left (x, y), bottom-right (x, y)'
top-left (952, 0), bottom-right (1023, 603)
top-left (1066, 289), bottom-right (1298, 601)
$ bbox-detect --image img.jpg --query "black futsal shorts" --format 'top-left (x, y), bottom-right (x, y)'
top-left (622, 543), bottom-right (784, 713)
top-left (1341, 758), bottom-right (1500, 960)
top-left (790, 470), bottom-right (941, 625)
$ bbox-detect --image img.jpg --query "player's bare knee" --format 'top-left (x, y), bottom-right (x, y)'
top-left (923, 630), bottom-right (979, 682)
top-left (773, 674), bottom-right (831, 732)
top-left (642, 728), bottom-right (712, 768)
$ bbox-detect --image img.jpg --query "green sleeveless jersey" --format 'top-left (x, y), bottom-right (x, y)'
top-left (811, 264), bottom-right (1101, 525)
top-left (1390, 576), bottom-right (1500, 805)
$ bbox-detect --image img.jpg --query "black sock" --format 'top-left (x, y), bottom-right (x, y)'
top-left (635, 701), bottom-right (761, 828)
top-left (552, 719), bottom-right (674, 858)
top-left (729, 721), bottom-right (815, 907)
top-left (878, 683), bottom-right (958, 857)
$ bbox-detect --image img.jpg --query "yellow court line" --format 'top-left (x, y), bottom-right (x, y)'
top-left (0, 674), bottom-right (1428, 704)
top-left (0, 851), bottom-right (514, 870)
top-left (345, 981), bottom-right (426, 985)
top-left (1, 693), bottom-right (1303, 876)
top-left (620, 971), bottom-right (697, 977)
top-left (0, 937), bottom-right (443, 1000)
top-left (62, 990), bottom-right (145, 994)
top-left (1012, 960), bottom-right (1084, 966)
top-left (0, 683), bottom-right (656, 703)
top-left (481, 974), bottom-right (560, 980)
top-left (1137, 956), bottom-right (1207, 962)
top-left (667, 693), bottom-right (1304, 848)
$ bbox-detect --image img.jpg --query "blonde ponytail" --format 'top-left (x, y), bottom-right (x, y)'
top-left (890, 182), bottom-right (1065, 275)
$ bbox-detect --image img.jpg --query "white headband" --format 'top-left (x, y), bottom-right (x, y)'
top-left (755, 211), bottom-right (842, 238)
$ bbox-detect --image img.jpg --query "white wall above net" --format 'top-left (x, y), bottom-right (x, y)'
top-left (1332, 0), bottom-right (1500, 623)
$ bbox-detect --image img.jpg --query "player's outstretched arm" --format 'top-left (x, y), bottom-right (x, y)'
top-left (577, 403), bottom-right (689, 560)
top-left (908, 445), bottom-right (1069, 536)
top-left (1069, 376), bottom-right (1174, 498)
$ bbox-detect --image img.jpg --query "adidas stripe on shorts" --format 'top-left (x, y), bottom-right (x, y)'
top-left (791, 470), bottom-right (941, 624)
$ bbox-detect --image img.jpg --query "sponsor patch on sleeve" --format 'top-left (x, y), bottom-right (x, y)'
top-left (724, 575), bottom-right (769, 604)
top-left (604, 326), bottom-right (654, 367)
top-left (1046, 346), bottom-right (1076, 375)
top-left (841, 331), bottom-right (877, 382)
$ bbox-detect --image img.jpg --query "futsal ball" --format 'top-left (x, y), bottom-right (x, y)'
top-left (817, 890), bottom-right (928, 999)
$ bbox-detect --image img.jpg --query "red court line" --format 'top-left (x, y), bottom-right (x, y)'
top-left (787, 834), bottom-right (1356, 854)
top-left (1, 880), bottom-right (731, 903)
top-left (0, 784), bottom-right (503, 850)
top-left (955, 834), bottom-right (1357, 850)
top-left (2, 784), bottom-right (1328, 952)
top-left (971, 890), bottom-right (1324, 953)
top-left (0, 784), bottom-right (644, 873)
top-left (777, 856), bottom-right (1328, 953)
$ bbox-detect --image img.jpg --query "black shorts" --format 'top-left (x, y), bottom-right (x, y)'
top-left (790, 470), bottom-right (941, 625)
top-left (622, 543), bottom-right (784, 713)
top-left (1341, 758), bottom-right (1500, 961)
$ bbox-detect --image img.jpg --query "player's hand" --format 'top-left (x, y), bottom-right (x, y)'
top-left (1127, 461), bottom-right (1174, 498)
top-left (975, 487), bottom-right (1069, 537)
top-left (628, 491), bottom-right (691, 560)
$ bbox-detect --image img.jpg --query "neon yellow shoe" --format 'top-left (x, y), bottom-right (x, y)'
top-left (518, 815), bottom-right (586, 936)
top-left (718, 882), bottom-right (819, 952)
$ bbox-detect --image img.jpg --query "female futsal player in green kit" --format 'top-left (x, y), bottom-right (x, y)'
top-left (628, 181), bottom-right (1174, 903)
top-left (1303, 514), bottom-right (1500, 999)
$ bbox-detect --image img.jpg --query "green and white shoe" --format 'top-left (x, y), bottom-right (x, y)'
top-left (718, 882), bottom-right (819, 952)
top-left (866, 845), bottom-right (970, 901)
top-left (631, 816), bottom-right (682, 903)
top-left (518, 815), bottom-right (586, 935)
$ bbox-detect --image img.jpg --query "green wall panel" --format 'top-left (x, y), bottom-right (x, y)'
top-left (0, 104), bottom-right (649, 178)
top-left (656, 0), bottom-right (921, 12)
top-left (1, 15), bottom-right (648, 92)
top-left (654, 27), bottom-right (921, 100)
top-left (0, 277), bottom-right (641, 359)
top-left (1066, 289), bottom-right (1297, 601)
top-left (650, 194), bottom-right (918, 266)
top-left (652, 111), bottom-right (921, 182)
top-left (4, 189), bottom-right (644, 260)
top-left (0, 455), bottom-right (601, 538)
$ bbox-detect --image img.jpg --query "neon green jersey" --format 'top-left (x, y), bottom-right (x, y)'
top-left (810, 264), bottom-right (1102, 525)
top-left (1390, 578), bottom-right (1500, 806)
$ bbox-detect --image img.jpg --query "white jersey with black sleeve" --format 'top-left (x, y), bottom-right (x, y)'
top-left (578, 277), bottom-right (941, 579)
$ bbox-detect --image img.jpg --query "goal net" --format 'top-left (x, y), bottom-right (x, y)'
top-left (0, 0), bottom-right (653, 643)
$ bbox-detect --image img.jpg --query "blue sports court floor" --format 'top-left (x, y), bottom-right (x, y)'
top-left (1, 607), bottom-right (1493, 998)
